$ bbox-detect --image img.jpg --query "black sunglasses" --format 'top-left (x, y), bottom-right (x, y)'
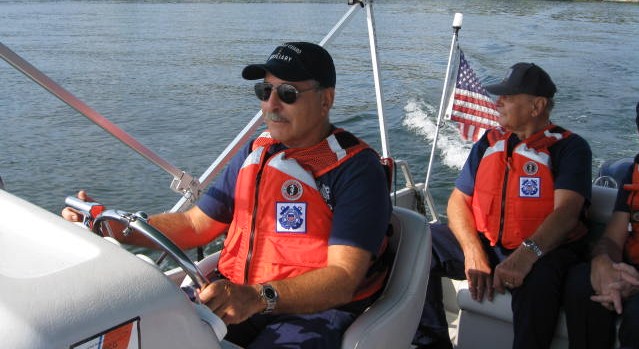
top-left (254, 82), bottom-right (318, 104)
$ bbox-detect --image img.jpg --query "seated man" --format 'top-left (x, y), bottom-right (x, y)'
top-left (413, 63), bottom-right (592, 349)
top-left (63, 42), bottom-right (392, 349)
top-left (564, 101), bottom-right (639, 349)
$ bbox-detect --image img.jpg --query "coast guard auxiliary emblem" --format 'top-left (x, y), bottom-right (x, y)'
top-left (519, 177), bottom-right (541, 198)
top-left (281, 179), bottom-right (303, 201)
top-left (523, 161), bottom-right (539, 175)
top-left (276, 203), bottom-right (307, 233)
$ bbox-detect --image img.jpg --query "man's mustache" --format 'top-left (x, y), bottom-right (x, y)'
top-left (264, 112), bottom-right (287, 122)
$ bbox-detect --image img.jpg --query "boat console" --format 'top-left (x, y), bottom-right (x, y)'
top-left (0, 190), bottom-right (227, 349)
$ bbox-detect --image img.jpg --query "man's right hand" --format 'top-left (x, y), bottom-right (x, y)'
top-left (447, 189), bottom-right (495, 302)
top-left (464, 248), bottom-right (494, 302)
top-left (61, 190), bottom-right (95, 222)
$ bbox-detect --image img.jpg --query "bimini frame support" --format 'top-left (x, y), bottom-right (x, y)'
top-left (0, 41), bottom-right (201, 202)
top-left (364, 0), bottom-right (391, 159)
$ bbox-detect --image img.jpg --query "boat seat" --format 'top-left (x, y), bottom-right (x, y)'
top-left (447, 182), bottom-right (619, 349)
top-left (342, 206), bottom-right (431, 349)
top-left (597, 157), bottom-right (633, 189)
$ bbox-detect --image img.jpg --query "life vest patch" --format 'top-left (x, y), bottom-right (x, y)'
top-left (276, 202), bottom-right (307, 233)
top-left (281, 179), bottom-right (303, 201)
top-left (519, 177), bottom-right (540, 198)
top-left (523, 161), bottom-right (539, 175)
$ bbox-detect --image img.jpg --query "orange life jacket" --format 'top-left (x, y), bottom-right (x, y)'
top-left (217, 128), bottom-right (388, 300)
top-left (623, 154), bottom-right (639, 265)
top-left (472, 125), bottom-right (585, 249)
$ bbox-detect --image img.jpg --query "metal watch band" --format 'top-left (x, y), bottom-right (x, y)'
top-left (522, 239), bottom-right (543, 257)
top-left (259, 283), bottom-right (278, 314)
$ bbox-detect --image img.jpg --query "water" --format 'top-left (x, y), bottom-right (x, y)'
top-left (2, 0), bottom-right (639, 220)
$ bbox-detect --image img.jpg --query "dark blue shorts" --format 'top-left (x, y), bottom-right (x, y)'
top-left (225, 309), bottom-right (358, 349)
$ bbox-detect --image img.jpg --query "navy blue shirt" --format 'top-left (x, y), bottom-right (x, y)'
top-left (455, 129), bottom-right (592, 201)
top-left (197, 139), bottom-right (392, 255)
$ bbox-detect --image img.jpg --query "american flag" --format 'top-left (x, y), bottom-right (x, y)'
top-left (447, 50), bottom-right (500, 142)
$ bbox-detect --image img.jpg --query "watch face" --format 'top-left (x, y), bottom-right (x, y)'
top-left (260, 285), bottom-right (277, 314)
top-left (264, 287), bottom-right (276, 299)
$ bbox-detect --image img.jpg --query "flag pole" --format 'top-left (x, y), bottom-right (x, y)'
top-left (423, 13), bottom-right (463, 193)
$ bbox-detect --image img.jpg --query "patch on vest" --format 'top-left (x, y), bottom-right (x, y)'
top-left (523, 161), bottom-right (539, 175)
top-left (276, 202), bottom-right (307, 233)
top-left (281, 179), bottom-right (303, 201)
top-left (519, 177), bottom-right (540, 198)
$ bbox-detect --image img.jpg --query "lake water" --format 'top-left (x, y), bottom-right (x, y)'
top-left (2, 0), bottom-right (639, 219)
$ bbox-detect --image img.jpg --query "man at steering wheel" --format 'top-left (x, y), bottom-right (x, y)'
top-left (62, 42), bottom-right (392, 349)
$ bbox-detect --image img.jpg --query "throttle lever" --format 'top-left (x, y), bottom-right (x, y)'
top-left (64, 196), bottom-right (106, 229)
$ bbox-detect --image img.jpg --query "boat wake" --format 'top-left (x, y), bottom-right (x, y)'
top-left (402, 98), bottom-right (471, 170)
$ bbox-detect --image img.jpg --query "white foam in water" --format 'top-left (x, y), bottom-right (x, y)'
top-left (402, 99), bottom-right (471, 170)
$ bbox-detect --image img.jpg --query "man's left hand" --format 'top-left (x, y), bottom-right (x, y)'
top-left (492, 247), bottom-right (537, 293)
top-left (592, 262), bottom-right (639, 313)
top-left (613, 262), bottom-right (639, 297)
top-left (199, 280), bottom-right (263, 324)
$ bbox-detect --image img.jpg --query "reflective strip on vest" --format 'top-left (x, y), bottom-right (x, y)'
top-left (514, 144), bottom-right (551, 166)
top-left (268, 152), bottom-right (317, 189)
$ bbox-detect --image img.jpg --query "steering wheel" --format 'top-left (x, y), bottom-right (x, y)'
top-left (92, 209), bottom-right (210, 290)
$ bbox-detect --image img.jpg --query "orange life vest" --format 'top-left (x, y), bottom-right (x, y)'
top-left (472, 125), bottom-right (585, 249)
top-left (623, 155), bottom-right (639, 265)
top-left (217, 128), bottom-right (386, 300)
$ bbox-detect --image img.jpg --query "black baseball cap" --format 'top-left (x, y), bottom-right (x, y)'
top-left (485, 62), bottom-right (556, 98)
top-left (242, 42), bottom-right (336, 88)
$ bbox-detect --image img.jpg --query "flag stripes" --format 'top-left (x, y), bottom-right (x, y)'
top-left (448, 50), bottom-right (499, 142)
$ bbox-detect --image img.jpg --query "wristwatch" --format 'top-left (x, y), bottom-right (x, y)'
top-left (521, 239), bottom-right (543, 257)
top-left (259, 283), bottom-right (279, 314)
